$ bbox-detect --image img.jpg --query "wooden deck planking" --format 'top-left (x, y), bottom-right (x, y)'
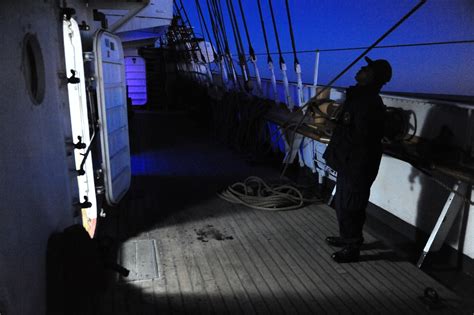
top-left (302, 204), bottom-right (459, 312)
top-left (105, 198), bottom-right (462, 314)
top-left (98, 112), bottom-right (463, 314)
top-left (266, 208), bottom-right (388, 314)
top-left (179, 228), bottom-right (229, 314)
top-left (306, 204), bottom-right (460, 299)
top-left (216, 207), bottom-right (302, 314)
top-left (228, 207), bottom-right (321, 314)
top-left (210, 209), bottom-right (293, 314)
top-left (282, 206), bottom-right (398, 313)
top-left (293, 206), bottom-right (427, 314)
top-left (306, 206), bottom-right (431, 313)
top-left (297, 207), bottom-right (416, 311)
top-left (157, 219), bottom-right (186, 314)
top-left (232, 205), bottom-right (347, 314)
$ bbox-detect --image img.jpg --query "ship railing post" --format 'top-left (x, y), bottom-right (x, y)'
top-left (417, 181), bottom-right (468, 268)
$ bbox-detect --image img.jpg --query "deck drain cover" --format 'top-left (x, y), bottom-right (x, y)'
top-left (119, 239), bottom-right (160, 282)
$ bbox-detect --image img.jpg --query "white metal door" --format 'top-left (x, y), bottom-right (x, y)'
top-left (94, 30), bottom-right (131, 205)
top-left (63, 18), bottom-right (98, 231)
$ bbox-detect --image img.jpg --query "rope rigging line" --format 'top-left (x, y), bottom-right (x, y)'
top-left (205, 0), bottom-right (228, 74)
top-left (212, 0), bottom-right (230, 55)
top-left (226, 0), bottom-right (245, 57)
top-left (285, 0), bottom-right (299, 66)
top-left (256, 0), bottom-right (278, 101)
top-left (267, 0), bottom-right (284, 67)
top-left (177, 0), bottom-right (213, 83)
top-left (194, 5), bottom-right (214, 83)
top-left (248, 39), bottom-right (474, 57)
top-left (223, 1), bottom-right (244, 90)
top-left (237, 0), bottom-right (263, 93)
top-left (211, 0), bottom-right (239, 86)
top-left (277, 0), bottom-right (428, 178)
top-left (256, 0), bottom-right (272, 64)
top-left (225, 0), bottom-right (251, 90)
top-left (268, 0), bottom-right (293, 108)
top-left (195, 0), bottom-right (218, 60)
top-left (236, 0), bottom-right (255, 59)
top-left (173, 2), bottom-right (199, 64)
top-left (282, 0), bottom-right (305, 169)
top-left (204, 0), bottom-right (231, 84)
top-left (170, 3), bottom-right (195, 70)
top-left (205, 0), bottom-right (224, 55)
top-left (284, 0), bottom-right (304, 108)
top-left (176, 0), bottom-right (206, 63)
top-left (301, 0), bottom-right (430, 113)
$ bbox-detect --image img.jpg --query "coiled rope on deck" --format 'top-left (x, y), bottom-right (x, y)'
top-left (218, 176), bottom-right (312, 211)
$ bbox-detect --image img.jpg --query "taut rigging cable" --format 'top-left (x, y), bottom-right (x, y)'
top-left (226, 0), bottom-right (250, 91)
top-left (278, 0), bottom-right (428, 178)
top-left (237, 0), bottom-right (263, 93)
top-left (247, 39), bottom-right (474, 57)
top-left (194, 4), bottom-right (214, 83)
top-left (177, 0), bottom-right (213, 82)
top-left (256, 0), bottom-right (278, 101)
top-left (195, 0), bottom-right (218, 60)
top-left (205, 0), bottom-right (224, 55)
top-left (285, 0), bottom-right (304, 107)
top-left (212, 0), bottom-right (239, 86)
top-left (236, 0), bottom-right (254, 59)
top-left (285, 0), bottom-right (299, 67)
top-left (268, 0), bottom-right (293, 108)
top-left (171, 3), bottom-right (196, 71)
top-left (205, 0), bottom-right (230, 83)
top-left (306, 0), bottom-right (429, 110)
top-left (267, 0), bottom-right (284, 67)
top-left (256, 0), bottom-right (272, 64)
top-left (226, 0), bottom-right (245, 58)
top-left (176, 0), bottom-right (206, 63)
top-left (212, 0), bottom-right (231, 58)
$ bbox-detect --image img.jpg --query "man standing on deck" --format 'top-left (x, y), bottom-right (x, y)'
top-left (323, 57), bottom-right (391, 263)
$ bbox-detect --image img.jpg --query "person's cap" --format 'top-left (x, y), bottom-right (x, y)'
top-left (365, 56), bottom-right (392, 84)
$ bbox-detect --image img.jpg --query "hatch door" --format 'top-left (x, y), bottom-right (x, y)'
top-left (94, 30), bottom-right (131, 205)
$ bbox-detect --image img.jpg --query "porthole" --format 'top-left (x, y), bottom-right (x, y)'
top-left (23, 33), bottom-right (45, 105)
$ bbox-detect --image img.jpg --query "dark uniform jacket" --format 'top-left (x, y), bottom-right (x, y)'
top-left (323, 85), bottom-right (386, 189)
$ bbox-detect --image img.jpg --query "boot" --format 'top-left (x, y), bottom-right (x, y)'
top-left (325, 236), bottom-right (363, 247)
top-left (331, 246), bottom-right (360, 263)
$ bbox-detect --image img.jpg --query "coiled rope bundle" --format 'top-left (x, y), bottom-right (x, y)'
top-left (218, 176), bottom-right (318, 211)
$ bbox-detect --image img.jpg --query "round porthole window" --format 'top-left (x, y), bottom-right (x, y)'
top-left (23, 33), bottom-right (45, 105)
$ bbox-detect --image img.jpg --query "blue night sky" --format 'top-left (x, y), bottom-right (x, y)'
top-left (184, 0), bottom-right (474, 96)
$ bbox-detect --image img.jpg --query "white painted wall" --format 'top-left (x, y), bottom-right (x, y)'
top-left (371, 95), bottom-right (474, 259)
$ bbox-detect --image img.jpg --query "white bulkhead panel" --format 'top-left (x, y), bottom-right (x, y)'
top-left (94, 30), bottom-right (131, 205)
top-left (63, 18), bottom-right (98, 221)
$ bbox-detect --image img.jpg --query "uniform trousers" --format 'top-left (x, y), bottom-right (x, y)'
top-left (334, 173), bottom-right (371, 247)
